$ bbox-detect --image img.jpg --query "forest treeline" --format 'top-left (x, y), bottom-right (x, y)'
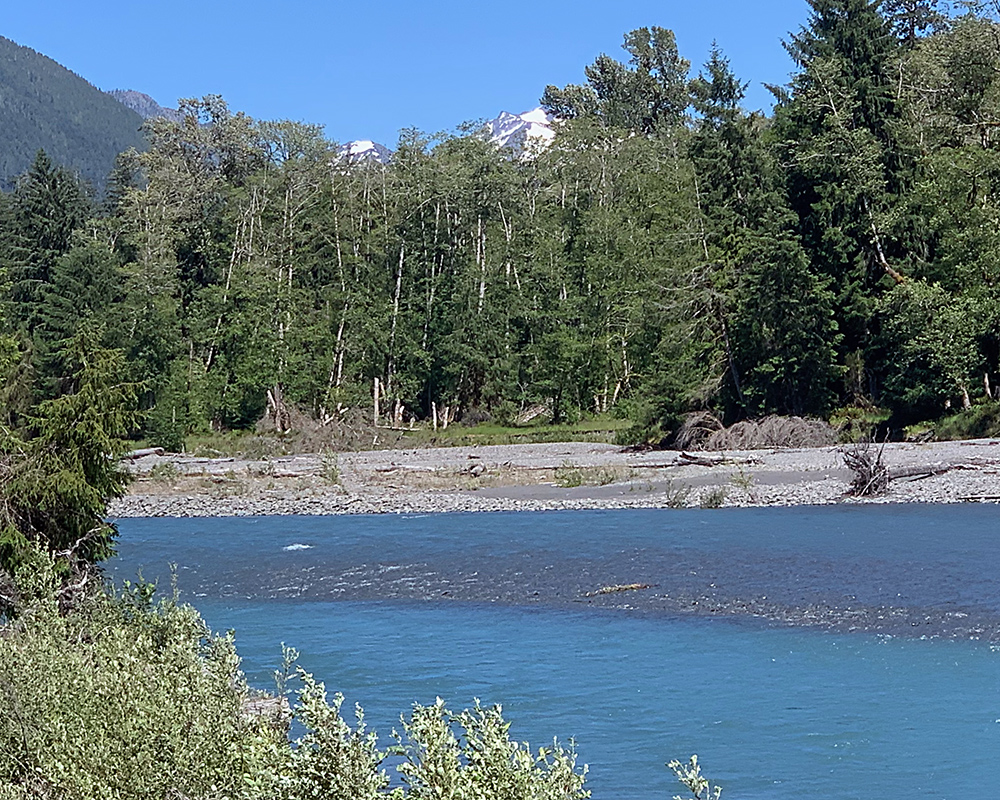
top-left (4, 0), bottom-right (1000, 449)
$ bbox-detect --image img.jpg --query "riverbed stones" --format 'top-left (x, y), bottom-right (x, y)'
top-left (109, 439), bottom-right (1000, 518)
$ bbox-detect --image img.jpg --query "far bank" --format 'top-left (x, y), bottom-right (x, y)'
top-left (110, 439), bottom-right (1000, 518)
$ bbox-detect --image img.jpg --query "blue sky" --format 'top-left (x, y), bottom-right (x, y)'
top-left (4, 0), bottom-right (810, 146)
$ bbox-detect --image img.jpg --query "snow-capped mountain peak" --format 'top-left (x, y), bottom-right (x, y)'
top-left (335, 107), bottom-right (557, 166)
top-left (488, 107), bottom-right (556, 152)
top-left (336, 139), bottom-right (391, 164)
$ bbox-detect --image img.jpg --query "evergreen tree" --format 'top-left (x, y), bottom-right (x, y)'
top-left (883, 0), bottom-right (948, 46)
top-left (689, 47), bottom-right (842, 418)
top-left (775, 0), bottom-right (910, 395)
top-left (1, 333), bottom-right (140, 581)
top-left (731, 228), bottom-right (843, 416)
top-left (2, 151), bottom-right (91, 334)
top-left (542, 27), bottom-right (690, 133)
top-left (34, 239), bottom-right (124, 399)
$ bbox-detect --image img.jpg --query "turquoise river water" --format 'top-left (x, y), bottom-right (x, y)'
top-left (112, 505), bottom-right (1000, 799)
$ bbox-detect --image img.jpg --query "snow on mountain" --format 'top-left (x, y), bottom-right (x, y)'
top-left (334, 107), bottom-right (557, 166)
top-left (487, 107), bottom-right (556, 152)
top-left (336, 139), bottom-right (392, 164)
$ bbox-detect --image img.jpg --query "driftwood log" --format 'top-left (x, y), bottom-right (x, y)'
top-left (124, 447), bottom-right (165, 460)
top-left (888, 465), bottom-right (956, 482)
top-left (678, 452), bottom-right (762, 468)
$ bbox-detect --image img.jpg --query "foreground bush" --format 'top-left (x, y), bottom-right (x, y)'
top-left (0, 560), bottom-right (281, 799)
top-left (0, 556), bottom-right (589, 800)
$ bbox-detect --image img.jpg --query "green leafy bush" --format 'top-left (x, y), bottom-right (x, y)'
top-left (0, 556), bottom-right (590, 799)
top-left (931, 404), bottom-right (1000, 441)
top-left (0, 562), bottom-right (281, 799)
top-left (394, 698), bottom-right (589, 800)
top-left (668, 755), bottom-right (722, 800)
top-left (699, 486), bottom-right (727, 509)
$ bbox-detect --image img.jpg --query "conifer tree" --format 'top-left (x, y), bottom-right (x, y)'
top-left (775, 0), bottom-right (910, 381)
top-left (34, 239), bottom-right (124, 399)
top-left (1, 333), bottom-right (140, 586)
top-left (2, 151), bottom-right (90, 335)
top-left (689, 47), bottom-right (842, 418)
top-left (883, 0), bottom-right (948, 46)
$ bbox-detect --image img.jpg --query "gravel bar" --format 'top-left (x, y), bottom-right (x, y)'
top-left (109, 439), bottom-right (1000, 518)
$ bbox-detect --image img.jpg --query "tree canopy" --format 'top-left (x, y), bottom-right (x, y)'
top-left (4, 4), bottom-right (1000, 459)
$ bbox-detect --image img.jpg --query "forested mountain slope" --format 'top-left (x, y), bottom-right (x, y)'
top-left (0, 36), bottom-right (146, 190)
top-left (107, 89), bottom-right (183, 123)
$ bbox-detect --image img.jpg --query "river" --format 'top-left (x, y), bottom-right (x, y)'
top-left (112, 506), bottom-right (1000, 799)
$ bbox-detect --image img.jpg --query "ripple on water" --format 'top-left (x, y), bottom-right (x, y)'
top-left (112, 507), bottom-right (1000, 800)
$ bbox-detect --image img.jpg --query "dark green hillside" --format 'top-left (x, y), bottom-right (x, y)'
top-left (0, 36), bottom-right (145, 190)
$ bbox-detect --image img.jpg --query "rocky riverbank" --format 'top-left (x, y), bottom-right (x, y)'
top-left (109, 439), bottom-right (1000, 518)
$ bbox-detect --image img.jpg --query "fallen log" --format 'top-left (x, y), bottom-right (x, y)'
top-left (124, 447), bottom-right (165, 460)
top-left (678, 452), bottom-right (761, 468)
top-left (888, 461), bottom-right (995, 483)
top-left (888, 464), bottom-right (955, 482)
top-left (583, 583), bottom-right (655, 598)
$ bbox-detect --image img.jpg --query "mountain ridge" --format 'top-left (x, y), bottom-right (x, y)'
top-left (107, 89), bottom-right (183, 123)
top-left (0, 36), bottom-right (147, 190)
top-left (0, 34), bottom-right (555, 186)
top-left (337, 107), bottom-right (557, 164)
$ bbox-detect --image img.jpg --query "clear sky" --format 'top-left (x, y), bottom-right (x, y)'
top-left (3, 0), bottom-right (811, 147)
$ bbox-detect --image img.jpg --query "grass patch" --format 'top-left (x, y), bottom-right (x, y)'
top-left (660, 480), bottom-right (692, 508)
top-left (554, 461), bottom-right (633, 488)
top-left (184, 431), bottom-right (288, 459)
top-left (699, 486), bottom-right (727, 509)
top-left (320, 450), bottom-right (340, 485)
top-left (926, 404), bottom-right (1000, 441)
top-left (172, 415), bottom-right (631, 457)
top-left (147, 462), bottom-right (180, 482)
top-left (728, 467), bottom-right (757, 501)
top-left (401, 415), bottom-right (631, 448)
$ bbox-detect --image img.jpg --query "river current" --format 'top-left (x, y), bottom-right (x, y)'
top-left (112, 506), bottom-right (1000, 799)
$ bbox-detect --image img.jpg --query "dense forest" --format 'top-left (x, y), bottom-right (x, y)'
top-left (4, 0), bottom-right (1000, 451)
top-left (0, 36), bottom-right (146, 190)
top-left (3, 3), bottom-right (995, 795)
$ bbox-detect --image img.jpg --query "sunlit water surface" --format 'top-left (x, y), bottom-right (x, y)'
top-left (113, 506), bottom-right (1000, 799)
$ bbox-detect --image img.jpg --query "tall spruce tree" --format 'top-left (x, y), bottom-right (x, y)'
top-left (2, 151), bottom-right (90, 335)
top-left (34, 239), bottom-right (124, 399)
top-left (883, 0), bottom-right (948, 46)
top-left (689, 47), bottom-right (842, 418)
top-left (775, 0), bottom-right (910, 398)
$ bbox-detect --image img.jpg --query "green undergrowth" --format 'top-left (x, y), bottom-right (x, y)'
top-left (0, 552), bottom-right (590, 800)
top-left (913, 403), bottom-right (1000, 442)
top-left (829, 406), bottom-right (891, 442)
top-left (170, 416), bottom-right (630, 457)
top-left (394, 416), bottom-right (630, 448)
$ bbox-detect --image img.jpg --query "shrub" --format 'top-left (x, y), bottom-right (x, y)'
top-left (0, 560), bottom-right (282, 799)
top-left (0, 554), bottom-right (591, 800)
top-left (931, 403), bottom-right (1000, 441)
top-left (699, 486), bottom-right (727, 509)
top-left (394, 698), bottom-right (589, 800)
top-left (320, 450), bottom-right (341, 485)
top-left (668, 755), bottom-right (722, 800)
